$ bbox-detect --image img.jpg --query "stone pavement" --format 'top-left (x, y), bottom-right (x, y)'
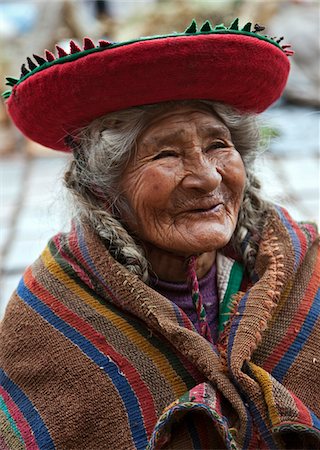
top-left (0, 105), bottom-right (319, 317)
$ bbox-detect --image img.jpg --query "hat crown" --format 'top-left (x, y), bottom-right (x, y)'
top-left (2, 18), bottom-right (292, 100)
top-left (3, 18), bottom-right (292, 152)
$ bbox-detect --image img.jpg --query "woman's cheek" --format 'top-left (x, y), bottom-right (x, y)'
top-left (220, 152), bottom-right (246, 191)
top-left (126, 167), bottom-right (172, 213)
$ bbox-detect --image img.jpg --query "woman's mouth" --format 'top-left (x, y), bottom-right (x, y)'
top-left (187, 203), bottom-right (224, 215)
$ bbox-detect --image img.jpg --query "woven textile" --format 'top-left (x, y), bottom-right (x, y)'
top-left (0, 207), bottom-right (319, 449)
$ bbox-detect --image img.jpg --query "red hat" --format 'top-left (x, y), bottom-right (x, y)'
top-left (3, 19), bottom-right (292, 152)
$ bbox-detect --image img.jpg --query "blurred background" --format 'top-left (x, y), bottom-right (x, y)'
top-left (0, 0), bottom-right (319, 316)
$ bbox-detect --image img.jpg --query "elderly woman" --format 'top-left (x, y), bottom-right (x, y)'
top-left (1, 19), bottom-right (319, 450)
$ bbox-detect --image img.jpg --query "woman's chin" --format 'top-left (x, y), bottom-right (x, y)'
top-left (170, 226), bottom-right (234, 255)
top-left (157, 235), bottom-right (233, 257)
top-left (139, 220), bottom-right (236, 257)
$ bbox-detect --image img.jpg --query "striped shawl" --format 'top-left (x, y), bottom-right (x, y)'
top-left (1, 206), bottom-right (319, 449)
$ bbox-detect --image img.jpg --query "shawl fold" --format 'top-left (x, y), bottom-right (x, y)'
top-left (1, 206), bottom-right (319, 449)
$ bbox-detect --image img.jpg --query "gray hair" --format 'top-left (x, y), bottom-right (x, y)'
top-left (64, 100), bottom-right (273, 281)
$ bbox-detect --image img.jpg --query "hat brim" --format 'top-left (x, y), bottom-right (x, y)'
top-left (6, 32), bottom-right (290, 151)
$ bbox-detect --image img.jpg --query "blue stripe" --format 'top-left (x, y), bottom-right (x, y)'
top-left (227, 291), bottom-right (249, 369)
top-left (225, 292), bottom-right (254, 449)
top-left (77, 225), bottom-right (117, 295)
top-left (240, 403), bottom-right (253, 450)
top-left (248, 400), bottom-right (278, 449)
top-left (276, 207), bottom-right (301, 271)
top-left (171, 302), bottom-right (189, 328)
top-left (0, 368), bottom-right (55, 449)
top-left (17, 278), bottom-right (148, 450)
top-left (310, 410), bottom-right (320, 430)
top-left (272, 288), bottom-right (320, 382)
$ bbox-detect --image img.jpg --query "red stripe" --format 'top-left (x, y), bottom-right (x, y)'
top-left (54, 232), bottom-right (204, 387)
top-left (53, 233), bottom-right (120, 304)
top-left (66, 229), bottom-right (196, 336)
top-left (0, 386), bottom-right (39, 449)
top-left (55, 234), bottom-right (204, 384)
top-left (53, 234), bottom-right (96, 291)
top-left (66, 230), bottom-right (122, 304)
top-left (215, 390), bottom-right (223, 416)
top-left (291, 391), bottom-right (312, 426)
top-left (263, 248), bottom-right (320, 372)
top-left (52, 230), bottom-right (94, 290)
top-left (24, 266), bottom-right (158, 437)
top-left (190, 382), bottom-right (205, 403)
top-left (178, 307), bottom-right (195, 331)
top-left (68, 225), bottom-right (105, 286)
top-left (67, 227), bottom-right (94, 279)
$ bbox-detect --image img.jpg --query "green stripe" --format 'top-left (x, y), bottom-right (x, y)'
top-left (0, 396), bottom-right (24, 444)
top-left (48, 239), bottom-right (198, 390)
top-left (218, 261), bottom-right (244, 332)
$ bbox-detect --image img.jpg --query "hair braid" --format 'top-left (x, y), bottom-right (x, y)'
top-left (64, 144), bottom-right (149, 281)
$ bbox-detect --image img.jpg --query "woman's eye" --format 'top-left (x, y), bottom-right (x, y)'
top-left (207, 141), bottom-right (227, 151)
top-left (152, 150), bottom-right (178, 160)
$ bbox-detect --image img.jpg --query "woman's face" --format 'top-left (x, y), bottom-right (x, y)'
top-left (120, 107), bottom-right (246, 257)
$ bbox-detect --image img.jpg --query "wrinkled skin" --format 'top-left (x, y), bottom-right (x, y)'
top-left (120, 107), bottom-right (246, 281)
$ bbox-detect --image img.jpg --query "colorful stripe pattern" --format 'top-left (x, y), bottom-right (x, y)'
top-left (0, 370), bottom-right (54, 449)
top-left (1, 224), bottom-right (204, 449)
top-left (221, 206), bottom-right (320, 447)
top-left (1, 207), bottom-right (320, 449)
top-left (147, 383), bottom-right (237, 450)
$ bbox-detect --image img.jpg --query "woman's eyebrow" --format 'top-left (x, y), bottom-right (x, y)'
top-left (199, 124), bottom-right (231, 138)
top-left (144, 130), bottom-right (186, 147)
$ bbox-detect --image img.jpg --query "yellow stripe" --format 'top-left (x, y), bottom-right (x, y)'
top-left (41, 246), bottom-right (188, 397)
top-left (249, 362), bottom-right (280, 425)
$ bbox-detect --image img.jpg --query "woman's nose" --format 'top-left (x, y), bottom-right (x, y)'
top-left (181, 156), bottom-right (222, 192)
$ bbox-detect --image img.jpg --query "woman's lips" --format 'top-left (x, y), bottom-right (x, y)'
top-left (186, 202), bottom-right (224, 215)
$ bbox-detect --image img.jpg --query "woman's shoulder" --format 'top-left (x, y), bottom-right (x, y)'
top-left (262, 205), bottom-right (319, 253)
top-left (271, 205), bottom-right (318, 234)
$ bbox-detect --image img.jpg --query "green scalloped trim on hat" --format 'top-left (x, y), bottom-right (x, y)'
top-left (2, 18), bottom-right (291, 100)
top-left (2, 90), bottom-right (11, 99)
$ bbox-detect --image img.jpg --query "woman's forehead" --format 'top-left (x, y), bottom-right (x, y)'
top-left (139, 107), bottom-right (230, 143)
